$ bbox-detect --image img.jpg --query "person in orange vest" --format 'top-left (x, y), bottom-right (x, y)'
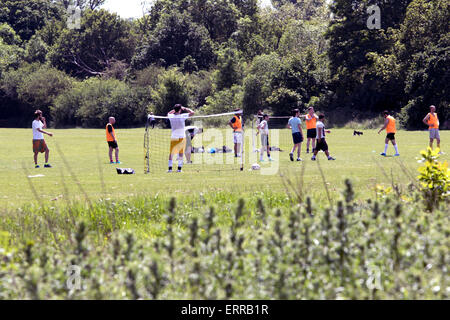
top-left (229, 109), bottom-right (243, 157)
top-left (304, 107), bottom-right (319, 154)
top-left (106, 117), bottom-right (121, 164)
top-left (378, 111), bottom-right (400, 157)
top-left (422, 105), bottom-right (441, 152)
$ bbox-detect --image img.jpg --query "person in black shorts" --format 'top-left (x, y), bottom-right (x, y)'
top-left (287, 109), bottom-right (304, 161)
top-left (311, 114), bottom-right (335, 161)
top-left (304, 107), bottom-right (319, 153)
top-left (106, 117), bottom-right (121, 164)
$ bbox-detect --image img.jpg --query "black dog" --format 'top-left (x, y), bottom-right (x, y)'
top-left (353, 130), bottom-right (364, 136)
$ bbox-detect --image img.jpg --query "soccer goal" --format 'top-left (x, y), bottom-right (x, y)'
top-left (144, 111), bottom-right (245, 174)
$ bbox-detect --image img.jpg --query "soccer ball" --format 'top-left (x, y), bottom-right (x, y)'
top-left (251, 163), bottom-right (261, 171)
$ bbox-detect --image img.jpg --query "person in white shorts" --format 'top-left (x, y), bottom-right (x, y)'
top-left (257, 114), bottom-right (273, 162)
top-left (229, 109), bottom-right (243, 157)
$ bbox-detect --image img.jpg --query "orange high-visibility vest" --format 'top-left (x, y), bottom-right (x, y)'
top-left (232, 115), bottom-right (242, 132)
top-left (305, 114), bottom-right (317, 130)
top-left (106, 123), bottom-right (116, 142)
top-left (427, 113), bottom-right (439, 129)
top-left (386, 116), bottom-right (396, 134)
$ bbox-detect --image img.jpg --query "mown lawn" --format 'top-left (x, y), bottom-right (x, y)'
top-left (0, 128), bottom-right (448, 208)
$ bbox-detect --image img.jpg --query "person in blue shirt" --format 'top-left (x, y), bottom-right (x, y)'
top-left (287, 109), bottom-right (304, 162)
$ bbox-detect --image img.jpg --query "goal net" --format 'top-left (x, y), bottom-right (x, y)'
top-left (144, 111), bottom-right (245, 174)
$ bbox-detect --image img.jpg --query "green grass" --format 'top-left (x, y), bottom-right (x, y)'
top-left (0, 128), bottom-right (448, 208)
top-left (0, 128), bottom-right (448, 299)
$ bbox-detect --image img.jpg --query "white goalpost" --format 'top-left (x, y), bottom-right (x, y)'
top-left (144, 110), bottom-right (245, 174)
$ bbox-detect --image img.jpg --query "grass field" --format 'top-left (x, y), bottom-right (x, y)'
top-left (0, 128), bottom-right (448, 208)
top-left (0, 127), bottom-right (448, 299)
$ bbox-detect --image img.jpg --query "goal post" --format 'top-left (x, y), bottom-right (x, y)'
top-left (144, 110), bottom-right (246, 174)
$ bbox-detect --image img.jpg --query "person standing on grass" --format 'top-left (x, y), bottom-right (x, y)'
top-left (106, 117), bottom-right (121, 164)
top-left (287, 109), bottom-right (304, 162)
top-left (168, 104), bottom-right (195, 172)
top-left (423, 105), bottom-right (441, 152)
top-left (185, 126), bottom-right (203, 164)
top-left (32, 110), bottom-right (53, 168)
top-left (149, 112), bottom-right (156, 129)
top-left (229, 109), bottom-right (243, 158)
top-left (304, 107), bottom-right (319, 154)
top-left (378, 111), bottom-right (400, 157)
top-left (311, 114), bottom-right (336, 161)
top-left (257, 114), bottom-right (273, 162)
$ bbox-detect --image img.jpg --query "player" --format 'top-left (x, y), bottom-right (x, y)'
top-left (311, 114), bottom-right (336, 161)
top-left (106, 117), bottom-right (121, 164)
top-left (378, 111), bottom-right (400, 157)
top-left (257, 114), bottom-right (273, 162)
top-left (287, 109), bottom-right (304, 162)
top-left (423, 105), bottom-right (441, 152)
top-left (168, 104), bottom-right (195, 172)
top-left (185, 126), bottom-right (203, 164)
top-left (229, 109), bottom-right (243, 158)
top-left (149, 112), bottom-right (156, 129)
top-left (32, 110), bottom-right (53, 168)
top-left (304, 107), bottom-right (319, 154)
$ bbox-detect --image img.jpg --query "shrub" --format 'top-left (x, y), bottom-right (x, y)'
top-left (417, 148), bottom-right (449, 211)
top-left (52, 78), bottom-right (148, 128)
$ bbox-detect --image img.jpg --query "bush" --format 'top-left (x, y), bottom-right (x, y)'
top-left (0, 63), bottom-right (72, 125)
top-left (417, 148), bottom-right (449, 211)
top-left (52, 78), bottom-right (148, 128)
top-left (17, 66), bottom-right (73, 114)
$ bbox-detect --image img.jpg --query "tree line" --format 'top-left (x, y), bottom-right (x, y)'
top-left (0, 0), bottom-right (448, 129)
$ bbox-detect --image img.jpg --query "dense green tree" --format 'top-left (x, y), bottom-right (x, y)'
top-left (325, 0), bottom-right (413, 115)
top-left (132, 11), bottom-right (215, 70)
top-left (55, 0), bottom-right (106, 10)
top-left (214, 47), bottom-right (241, 91)
top-left (272, 0), bottom-right (328, 20)
top-left (202, 85), bottom-right (243, 120)
top-left (189, 0), bottom-right (240, 43)
top-left (24, 35), bottom-right (49, 63)
top-left (150, 68), bottom-right (190, 116)
top-left (0, 40), bottom-right (23, 77)
top-left (49, 9), bottom-right (136, 77)
top-left (0, 23), bottom-right (21, 45)
top-left (396, 0), bottom-right (449, 129)
top-left (230, 16), bottom-right (265, 59)
top-left (0, 0), bottom-right (63, 41)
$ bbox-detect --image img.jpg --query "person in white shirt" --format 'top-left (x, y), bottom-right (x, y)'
top-left (149, 112), bottom-right (156, 129)
top-left (311, 114), bottom-right (335, 161)
top-left (167, 104), bottom-right (195, 172)
top-left (256, 114), bottom-right (273, 162)
top-left (32, 110), bottom-right (53, 168)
